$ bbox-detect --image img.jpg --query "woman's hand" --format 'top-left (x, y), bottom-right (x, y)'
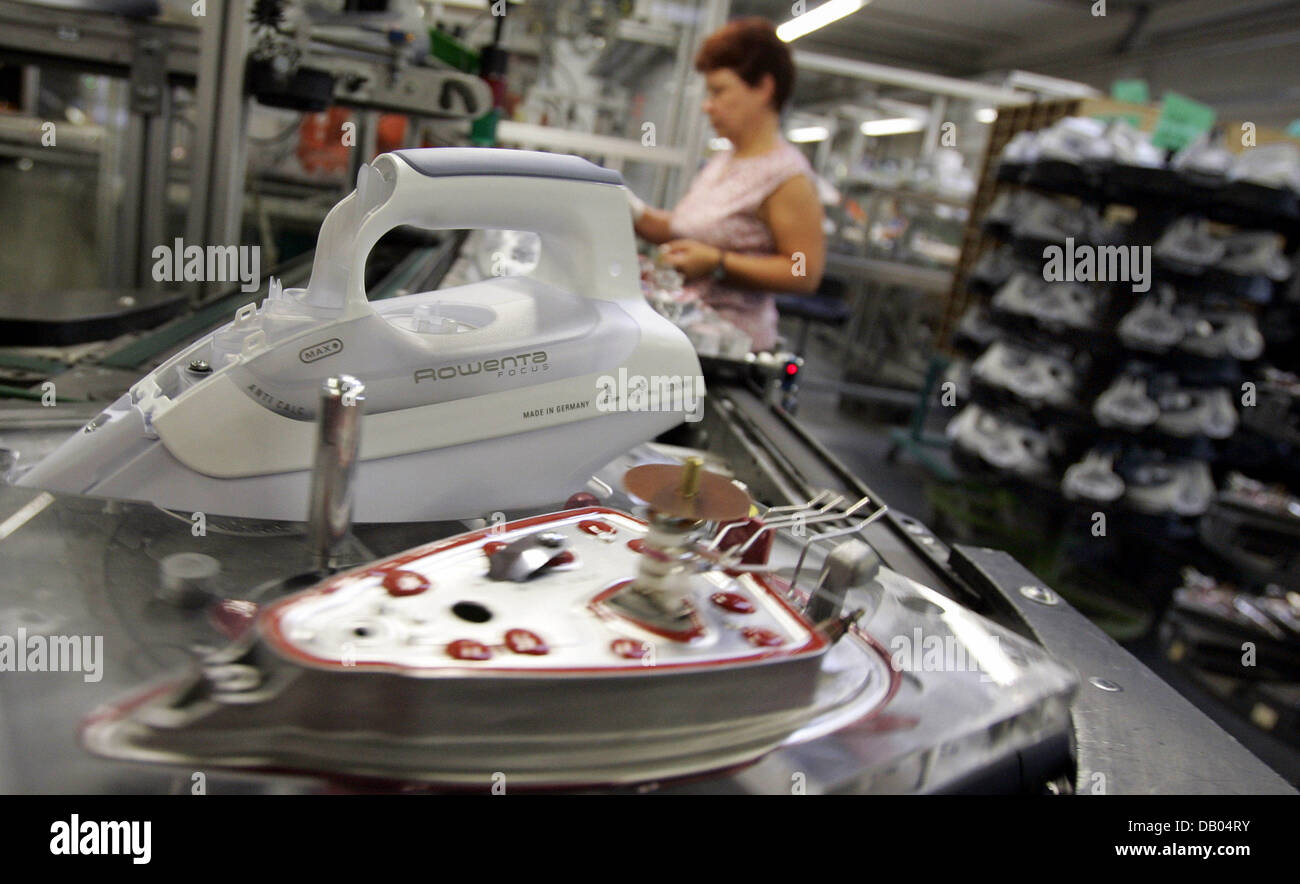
top-left (657, 175), bottom-right (826, 293)
top-left (660, 239), bottom-right (722, 281)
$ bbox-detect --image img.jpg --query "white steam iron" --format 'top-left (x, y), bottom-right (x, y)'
top-left (16, 149), bottom-right (702, 521)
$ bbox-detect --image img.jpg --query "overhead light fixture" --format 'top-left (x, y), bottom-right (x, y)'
top-left (787, 125), bottom-right (830, 143)
top-left (976, 107), bottom-right (998, 124)
top-left (709, 137), bottom-right (733, 151)
top-left (860, 117), bottom-right (924, 137)
top-left (777, 0), bottom-right (869, 43)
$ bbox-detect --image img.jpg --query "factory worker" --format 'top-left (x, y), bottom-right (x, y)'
top-left (629, 17), bottom-right (826, 352)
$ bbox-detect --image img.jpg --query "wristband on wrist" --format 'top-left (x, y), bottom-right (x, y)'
top-left (711, 248), bottom-right (728, 282)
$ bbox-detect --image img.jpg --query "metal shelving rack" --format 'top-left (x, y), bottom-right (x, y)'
top-left (934, 99), bottom-right (1300, 694)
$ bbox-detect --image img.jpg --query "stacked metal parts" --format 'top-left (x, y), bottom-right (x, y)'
top-left (949, 116), bottom-right (1300, 743)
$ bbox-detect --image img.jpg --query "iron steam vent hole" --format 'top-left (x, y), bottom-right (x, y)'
top-left (452, 601), bottom-right (493, 623)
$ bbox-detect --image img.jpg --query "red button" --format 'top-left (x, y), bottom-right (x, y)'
top-left (610, 638), bottom-right (652, 660)
top-left (208, 599), bottom-right (258, 640)
top-left (579, 519), bottom-right (617, 537)
top-left (565, 492), bottom-right (600, 509)
top-left (505, 629), bottom-right (549, 655)
top-left (710, 592), bottom-right (755, 614)
top-left (742, 627), bottom-right (783, 647)
top-left (447, 640), bottom-right (492, 661)
top-left (626, 538), bottom-right (670, 562)
top-left (548, 550), bottom-right (576, 567)
top-left (483, 541), bottom-right (508, 556)
top-left (382, 570), bottom-right (430, 597)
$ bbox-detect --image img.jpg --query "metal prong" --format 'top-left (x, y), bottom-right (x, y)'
top-left (789, 502), bottom-right (887, 590)
top-left (804, 540), bottom-right (880, 624)
top-left (308, 375), bottom-right (365, 572)
top-left (815, 607), bottom-right (865, 644)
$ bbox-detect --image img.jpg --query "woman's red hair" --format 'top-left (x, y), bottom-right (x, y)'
top-left (694, 18), bottom-right (795, 110)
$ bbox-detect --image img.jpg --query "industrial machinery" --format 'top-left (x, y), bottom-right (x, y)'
top-left (0, 0), bottom-right (1295, 790)
top-left (80, 452), bottom-right (1077, 787)
top-left (0, 175), bottom-right (1293, 790)
top-left (0, 136), bottom-right (1292, 791)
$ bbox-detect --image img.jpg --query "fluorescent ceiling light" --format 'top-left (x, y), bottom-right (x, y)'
top-left (976, 107), bottom-right (997, 124)
top-left (787, 125), bottom-right (830, 143)
top-left (777, 0), bottom-right (869, 43)
top-left (709, 137), bottom-right (733, 151)
top-left (860, 117), bottom-right (924, 136)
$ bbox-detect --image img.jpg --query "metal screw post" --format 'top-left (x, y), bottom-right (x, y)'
top-left (308, 375), bottom-right (365, 572)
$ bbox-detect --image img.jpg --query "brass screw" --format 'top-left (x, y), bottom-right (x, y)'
top-left (679, 456), bottom-right (703, 499)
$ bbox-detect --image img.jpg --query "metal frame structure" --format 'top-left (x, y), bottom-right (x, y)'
top-left (0, 0), bottom-right (1090, 299)
top-left (794, 49), bottom-right (1031, 107)
top-left (186, 0), bottom-right (250, 274)
top-left (0, 0), bottom-right (201, 290)
top-left (0, 0), bottom-right (489, 297)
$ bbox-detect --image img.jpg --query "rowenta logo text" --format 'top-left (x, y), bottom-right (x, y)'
top-left (414, 351), bottom-right (549, 383)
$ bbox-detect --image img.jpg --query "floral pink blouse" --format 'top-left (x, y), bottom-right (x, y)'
top-left (669, 139), bottom-right (814, 352)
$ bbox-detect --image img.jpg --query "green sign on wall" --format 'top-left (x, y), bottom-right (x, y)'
top-left (1151, 92), bottom-right (1216, 151)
